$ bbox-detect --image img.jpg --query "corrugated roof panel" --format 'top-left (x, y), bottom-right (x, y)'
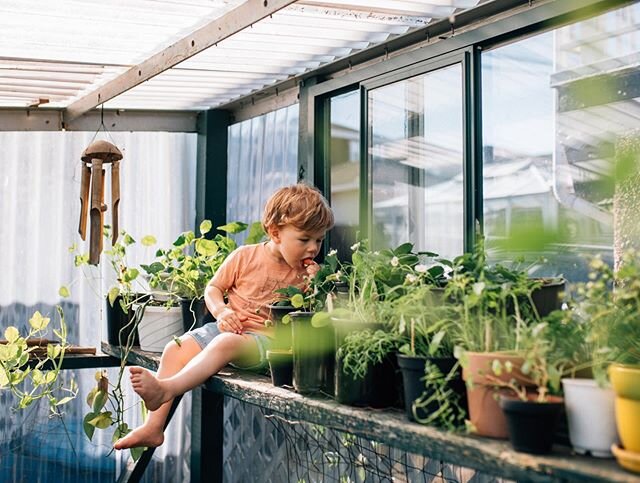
top-left (0, 0), bottom-right (482, 111)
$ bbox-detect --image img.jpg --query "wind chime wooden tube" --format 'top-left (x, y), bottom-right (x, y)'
top-left (78, 140), bottom-right (123, 265)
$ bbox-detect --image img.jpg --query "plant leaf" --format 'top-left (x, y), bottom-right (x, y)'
top-left (217, 221), bottom-right (248, 234)
top-left (4, 326), bottom-right (19, 344)
top-left (200, 220), bottom-right (212, 235)
top-left (141, 235), bottom-right (157, 246)
top-left (29, 311), bottom-right (50, 331)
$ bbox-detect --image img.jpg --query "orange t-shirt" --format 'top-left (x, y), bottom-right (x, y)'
top-left (210, 243), bottom-right (308, 336)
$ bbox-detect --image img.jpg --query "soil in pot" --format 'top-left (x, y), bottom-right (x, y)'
top-left (267, 349), bottom-right (293, 387)
top-left (397, 354), bottom-right (466, 422)
top-left (180, 298), bottom-right (214, 332)
top-left (105, 295), bottom-right (139, 346)
top-left (291, 311), bottom-right (334, 395)
top-left (499, 395), bottom-right (564, 454)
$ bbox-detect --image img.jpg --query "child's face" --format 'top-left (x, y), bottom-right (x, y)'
top-left (270, 225), bottom-right (326, 269)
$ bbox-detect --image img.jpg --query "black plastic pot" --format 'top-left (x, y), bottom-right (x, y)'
top-left (291, 311), bottom-right (335, 395)
top-left (334, 320), bottom-right (399, 407)
top-left (267, 350), bottom-right (293, 387)
top-left (335, 353), bottom-right (398, 408)
top-left (105, 295), bottom-right (139, 346)
top-left (180, 298), bottom-right (214, 332)
top-left (266, 304), bottom-right (299, 350)
top-left (531, 279), bottom-right (565, 317)
top-left (499, 396), bottom-right (564, 454)
top-left (397, 355), bottom-right (467, 422)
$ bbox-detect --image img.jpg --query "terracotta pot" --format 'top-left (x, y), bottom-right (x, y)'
top-left (463, 351), bottom-right (533, 438)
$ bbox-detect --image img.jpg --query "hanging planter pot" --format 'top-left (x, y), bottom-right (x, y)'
top-left (266, 349), bottom-right (293, 387)
top-left (291, 311), bottom-right (334, 395)
top-left (499, 395), bottom-right (564, 454)
top-left (180, 298), bottom-right (213, 332)
top-left (561, 378), bottom-right (618, 457)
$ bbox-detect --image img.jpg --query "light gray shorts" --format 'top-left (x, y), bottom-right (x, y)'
top-left (185, 321), bottom-right (271, 371)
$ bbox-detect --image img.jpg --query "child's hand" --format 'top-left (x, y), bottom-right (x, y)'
top-left (216, 307), bottom-right (245, 334)
top-left (303, 258), bottom-right (320, 277)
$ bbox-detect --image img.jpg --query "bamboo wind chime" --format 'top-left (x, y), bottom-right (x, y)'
top-left (78, 140), bottom-right (123, 265)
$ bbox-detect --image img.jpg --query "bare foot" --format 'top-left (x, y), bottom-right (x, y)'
top-left (114, 423), bottom-right (164, 450)
top-left (129, 366), bottom-right (171, 411)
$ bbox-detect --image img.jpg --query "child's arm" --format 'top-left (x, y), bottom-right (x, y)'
top-left (204, 283), bottom-right (245, 334)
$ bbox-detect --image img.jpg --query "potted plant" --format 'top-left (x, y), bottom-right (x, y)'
top-left (287, 250), bottom-right (344, 395)
top-left (557, 255), bottom-right (621, 457)
top-left (332, 242), bottom-right (442, 407)
top-left (65, 226), bottom-right (156, 347)
top-left (142, 220), bottom-right (264, 331)
top-left (490, 321), bottom-right (566, 454)
top-left (450, 237), bottom-right (546, 438)
top-left (102, 227), bottom-right (156, 346)
top-left (393, 286), bottom-right (466, 426)
top-left (593, 249), bottom-right (640, 470)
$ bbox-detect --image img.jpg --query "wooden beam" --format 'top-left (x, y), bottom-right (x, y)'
top-left (63, 0), bottom-right (297, 123)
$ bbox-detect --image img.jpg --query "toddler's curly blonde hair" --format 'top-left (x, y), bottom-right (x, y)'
top-left (262, 183), bottom-right (334, 234)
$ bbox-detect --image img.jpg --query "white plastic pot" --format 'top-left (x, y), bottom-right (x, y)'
top-left (562, 378), bottom-right (619, 457)
top-left (136, 304), bottom-right (183, 352)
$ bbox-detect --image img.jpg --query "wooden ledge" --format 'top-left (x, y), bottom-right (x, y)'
top-left (101, 343), bottom-right (638, 483)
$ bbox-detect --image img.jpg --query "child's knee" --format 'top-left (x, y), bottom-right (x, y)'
top-left (209, 332), bottom-right (246, 355)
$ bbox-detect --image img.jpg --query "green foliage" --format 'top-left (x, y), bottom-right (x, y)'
top-left (480, 321), bottom-right (567, 402)
top-left (412, 361), bottom-right (466, 430)
top-left (0, 307), bottom-right (77, 415)
top-left (103, 227), bottom-right (155, 310)
top-left (141, 220), bottom-right (255, 300)
top-left (83, 304), bottom-right (147, 461)
top-left (337, 329), bottom-right (402, 380)
top-left (446, 234), bottom-right (547, 353)
top-left (563, 250), bottom-right (640, 381)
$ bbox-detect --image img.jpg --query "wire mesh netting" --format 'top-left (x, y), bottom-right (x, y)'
top-left (223, 397), bottom-right (512, 483)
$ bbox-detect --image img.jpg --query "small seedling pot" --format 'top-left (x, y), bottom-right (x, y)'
top-left (267, 349), bottom-right (293, 387)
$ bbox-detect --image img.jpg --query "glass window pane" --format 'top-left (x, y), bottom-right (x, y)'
top-left (368, 64), bottom-right (464, 259)
top-left (481, 4), bottom-right (640, 280)
top-left (329, 90), bottom-right (360, 257)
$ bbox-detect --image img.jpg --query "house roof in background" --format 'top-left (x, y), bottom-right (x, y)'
top-left (1, 0), bottom-right (483, 116)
